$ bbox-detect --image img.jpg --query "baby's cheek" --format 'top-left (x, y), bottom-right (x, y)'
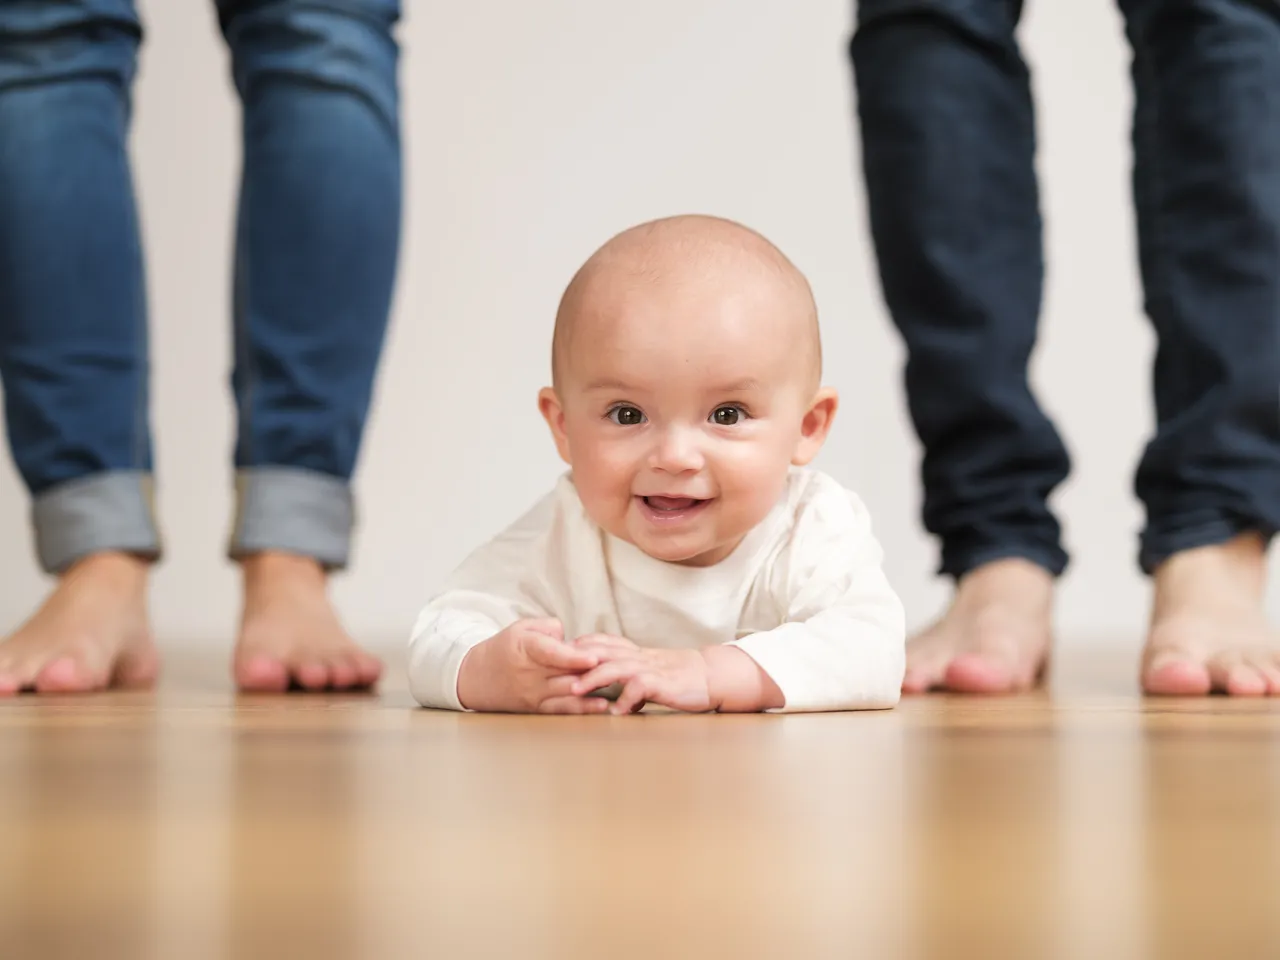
top-left (580, 451), bottom-right (631, 493)
top-left (721, 459), bottom-right (790, 525)
top-left (719, 440), bottom-right (786, 486)
top-left (571, 459), bottom-right (634, 525)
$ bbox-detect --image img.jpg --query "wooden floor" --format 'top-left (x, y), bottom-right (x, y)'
top-left (0, 642), bottom-right (1276, 960)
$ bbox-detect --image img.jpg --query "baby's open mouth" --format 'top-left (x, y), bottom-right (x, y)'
top-left (642, 496), bottom-right (705, 512)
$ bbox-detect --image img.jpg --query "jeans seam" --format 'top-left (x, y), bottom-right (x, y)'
top-left (130, 153), bottom-right (147, 474)
top-left (1132, 26), bottom-right (1170, 337)
top-left (234, 176), bottom-right (256, 471)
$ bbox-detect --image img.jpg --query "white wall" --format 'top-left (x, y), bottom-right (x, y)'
top-left (0, 1), bottom-right (1270, 647)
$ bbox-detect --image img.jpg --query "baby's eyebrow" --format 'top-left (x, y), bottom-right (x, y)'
top-left (712, 378), bottom-right (763, 393)
top-left (580, 376), bottom-right (763, 393)
top-left (582, 378), bottom-right (634, 392)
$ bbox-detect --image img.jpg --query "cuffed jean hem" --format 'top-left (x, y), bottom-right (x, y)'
top-left (31, 470), bottom-right (161, 574)
top-left (1138, 517), bottom-right (1275, 576)
top-left (228, 467), bottom-right (354, 570)
top-left (940, 542), bottom-right (1068, 581)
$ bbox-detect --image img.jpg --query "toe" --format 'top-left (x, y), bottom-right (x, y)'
top-left (1226, 665), bottom-right (1268, 697)
top-left (353, 651), bottom-right (383, 687)
top-left (235, 655), bottom-right (290, 693)
top-left (327, 656), bottom-right (360, 690)
top-left (1263, 656), bottom-right (1280, 696)
top-left (900, 670), bottom-right (935, 695)
top-left (0, 658), bottom-right (22, 695)
top-left (1253, 662), bottom-right (1280, 697)
top-left (1143, 659), bottom-right (1212, 696)
top-left (294, 660), bottom-right (331, 691)
top-left (944, 652), bottom-right (1019, 694)
top-left (1206, 653), bottom-right (1267, 697)
top-left (113, 644), bottom-right (159, 689)
top-left (1142, 645), bottom-right (1212, 696)
top-left (34, 656), bottom-right (101, 694)
top-left (1224, 661), bottom-right (1268, 697)
top-left (1202, 652), bottom-right (1233, 694)
top-left (902, 653), bottom-right (948, 694)
top-left (901, 635), bottom-right (952, 694)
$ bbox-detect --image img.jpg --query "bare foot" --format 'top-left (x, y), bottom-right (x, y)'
top-left (234, 551), bottom-right (383, 693)
top-left (0, 552), bottom-right (157, 696)
top-left (1142, 532), bottom-right (1280, 696)
top-left (902, 557), bottom-right (1054, 694)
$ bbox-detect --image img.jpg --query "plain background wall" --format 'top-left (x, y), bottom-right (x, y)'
top-left (1, 1), bottom-right (1273, 650)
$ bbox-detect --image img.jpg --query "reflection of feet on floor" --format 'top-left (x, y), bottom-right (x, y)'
top-left (234, 551), bottom-right (383, 692)
top-left (1142, 533), bottom-right (1280, 696)
top-left (902, 558), bottom-right (1054, 694)
top-left (0, 552), bottom-right (157, 695)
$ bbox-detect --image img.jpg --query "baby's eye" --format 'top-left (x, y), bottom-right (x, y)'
top-left (608, 405), bottom-right (646, 426)
top-left (711, 405), bottom-right (746, 426)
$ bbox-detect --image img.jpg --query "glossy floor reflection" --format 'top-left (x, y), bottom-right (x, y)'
top-left (0, 642), bottom-right (1275, 959)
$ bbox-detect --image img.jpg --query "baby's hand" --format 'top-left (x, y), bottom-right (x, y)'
top-left (569, 641), bottom-right (714, 715)
top-left (457, 618), bottom-right (609, 714)
top-left (571, 632), bottom-right (640, 655)
top-left (568, 634), bottom-right (641, 700)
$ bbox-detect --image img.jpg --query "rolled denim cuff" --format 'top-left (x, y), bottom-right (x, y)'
top-left (229, 467), bottom-right (354, 570)
top-left (31, 470), bottom-right (162, 574)
top-left (941, 542), bottom-right (1068, 581)
top-left (1138, 516), bottom-right (1275, 575)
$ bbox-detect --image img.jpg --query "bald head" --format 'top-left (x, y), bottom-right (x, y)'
top-left (551, 215), bottom-right (821, 391)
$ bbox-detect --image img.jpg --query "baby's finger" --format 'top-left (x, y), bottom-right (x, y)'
top-left (518, 618), bottom-right (565, 641)
top-left (538, 696), bottom-right (612, 715)
top-left (574, 643), bottom-right (646, 669)
top-left (571, 661), bottom-right (639, 696)
top-left (526, 633), bottom-right (598, 671)
top-left (611, 675), bottom-right (653, 715)
top-left (539, 674), bottom-right (586, 699)
top-left (573, 633), bottom-right (638, 652)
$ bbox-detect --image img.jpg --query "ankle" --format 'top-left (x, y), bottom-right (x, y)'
top-left (955, 557), bottom-right (1055, 607)
top-left (239, 550), bottom-right (327, 589)
top-left (60, 551), bottom-right (152, 589)
top-left (1151, 532), bottom-right (1268, 608)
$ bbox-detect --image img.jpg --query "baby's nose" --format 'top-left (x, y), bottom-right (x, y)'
top-left (650, 427), bottom-right (704, 472)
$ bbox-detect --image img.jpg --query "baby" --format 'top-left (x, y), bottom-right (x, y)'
top-left (408, 215), bottom-right (906, 714)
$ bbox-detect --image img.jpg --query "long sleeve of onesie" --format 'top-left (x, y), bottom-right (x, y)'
top-left (407, 492), bottom-right (559, 711)
top-left (726, 485), bottom-right (906, 712)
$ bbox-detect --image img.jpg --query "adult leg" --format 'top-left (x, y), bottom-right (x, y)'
top-left (214, 0), bottom-right (402, 691)
top-left (0, 0), bottom-right (157, 695)
top-left (1120, 0), bottom-right (1280, 695)
top-left (850, 0), bottom-right (1066, 692)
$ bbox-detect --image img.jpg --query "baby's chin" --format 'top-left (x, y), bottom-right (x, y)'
top-left (622, 527), bottom-right (744, 568)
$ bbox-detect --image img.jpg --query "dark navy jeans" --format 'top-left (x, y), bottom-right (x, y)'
top-left (0, 0), bottom-right (401, 573)
top-left (851, 0), bottom-right (1280, 577)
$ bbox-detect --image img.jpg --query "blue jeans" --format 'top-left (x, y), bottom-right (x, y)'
top-left (851, 0), bottom-right (1280, 577)
top-left (0, 0), bottom-right (401, 573)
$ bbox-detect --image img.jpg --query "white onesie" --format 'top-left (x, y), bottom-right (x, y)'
top-left (408, 467), bottom-right (906, 713)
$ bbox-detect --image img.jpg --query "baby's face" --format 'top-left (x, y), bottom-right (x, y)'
top-left (542, 272), bottom-right (833, 567)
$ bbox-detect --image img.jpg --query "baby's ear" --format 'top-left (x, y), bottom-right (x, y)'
top-left (538, 387), bottom-right (573, 464)
top-left (792, 387), bottom-right (838, 466)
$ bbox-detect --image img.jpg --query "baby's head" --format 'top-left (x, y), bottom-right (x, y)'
top-left (539, 215), bottom-right (837, 567)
